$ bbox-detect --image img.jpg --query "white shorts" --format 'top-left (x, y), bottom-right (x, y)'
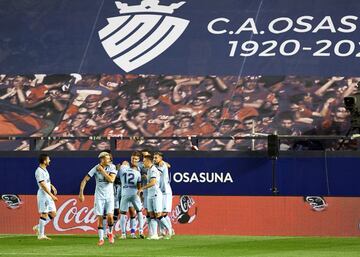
top-left (37, 194), bottom-right (56, 214)
top-left (114, 184), bottom-right (121, 209)
top-left (143, 190), bottom-right (148, 209)
top-left (147, 195), bottom-right (162, 213)
top-left (94, 197), bottom-right (114, 216)
top-left (162, 193), bottom-right (172, 213)
top-left (120, 194), bottom-right (143, 212)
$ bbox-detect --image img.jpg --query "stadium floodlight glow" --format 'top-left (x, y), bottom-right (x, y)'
top-left (344, 92), bottom-right (360, 128)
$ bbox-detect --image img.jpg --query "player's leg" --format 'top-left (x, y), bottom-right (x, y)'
top-left (102, 213), bottom-right (107, 238)
top-left (39, 201), bottom-right (57, 240)
top-left (129, 206), bottom-right (137, 238)
top-left (143, 191), bottom-right (151, 235)
top-left (37, 212), bottom-right (49, 239)
top-left (158, 194), bottom-right (167, 236)
top-left (119, 196), bottom-right (129, 239)
top-left (156, 195), bottom-right (171, 239)
top-left (132, 195), bottom-right (145, 238)
top-left (95, 199), bottom-right (106, 246)
top-left (162, 193), bottom-right (173, 236)
top-left (113, 185), bottom-right (121, 233)
top-left (147, 197), bottom-right (160, 239)
top-left (113, 208), bottom-right (120, 235)
top-left (105, 198), bottom-right (115, 243)
top-left (37, 197), bottom-right (54, 240)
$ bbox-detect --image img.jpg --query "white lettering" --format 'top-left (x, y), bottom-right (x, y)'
top-left (208, 18), bottom-right (229, 34)
top-left (173, 173), bottom-right (183, 183)
top-left (294, 16), bottom-right (314, 33)
top-left (269, 17), bottom-right (293, 34)
top-left (313, 16), bottom-right (336, 33)
top-left (53, 199), bottom-right (96, 232)
top-left (234, 18), bottom-right (258, 34)
top-left (172, 172), bottom-right (234, 183)
top-left (338, 15), bottom-right (358, 33)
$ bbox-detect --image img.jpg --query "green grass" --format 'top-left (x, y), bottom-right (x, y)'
top-left (0, 235), bottom-right (360, 257)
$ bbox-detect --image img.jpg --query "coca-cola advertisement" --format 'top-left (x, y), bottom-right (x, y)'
top-left (1, 195), bottom-right (360, 236)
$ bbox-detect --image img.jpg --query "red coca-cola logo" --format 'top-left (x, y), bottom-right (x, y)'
top-left (53, 198), bottom-right (97, 232)
top-left (53, 198), bottom-right (143, 232)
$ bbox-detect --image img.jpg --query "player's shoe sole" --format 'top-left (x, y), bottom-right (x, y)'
top-left (97, 239), bottom-right (104, 246)
top-left (147, 235), bottom-right (162, 240)
top-left (37, 235), bottom-right (51, 240)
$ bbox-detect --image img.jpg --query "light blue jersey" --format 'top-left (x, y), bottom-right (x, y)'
top-left (119, 165), bottom-right (141, 196)
top-left (146, 165), bottom-right (162, 197)
top-left (156, 163), bottom-right (172, 194)
top-left (35, 167), bottom-right (51, 198)
top-left (87, 163), bottom-right (117, 200)
top-left (138, 162), bottom-right (147, 185)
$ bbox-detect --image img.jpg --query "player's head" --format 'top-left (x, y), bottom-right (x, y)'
top-left (141, 148), bottom-right (151, 158)
top-left (153, 152), bottom-right (163, 165)
top-left (38, 153), bottom-right (50, 166)
top-left (103, 149), bottom-right (113, 162)
top-left (98, 152), bottom-right (111, 166)
top-left (143, 154), bottom-right (153, 168)
top-left (131, 151), bottom-right (142, 166)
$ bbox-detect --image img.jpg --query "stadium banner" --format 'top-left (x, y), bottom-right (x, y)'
top-left (1, 195), bottom-right (360, 236)
top-left (1, 0), bottom-right (360, 75)
top-left (1, 156), bottom-right (360, 196)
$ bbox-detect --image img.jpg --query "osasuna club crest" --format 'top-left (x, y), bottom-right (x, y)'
top-left (99, 0), bottom-right (190, 72)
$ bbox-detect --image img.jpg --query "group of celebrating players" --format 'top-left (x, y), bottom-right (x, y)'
top-left (33, 150), bottom-right (173, 246)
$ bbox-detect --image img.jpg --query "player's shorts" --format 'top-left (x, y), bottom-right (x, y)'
top-left (147, 194), bottom-right (162, 213)
top-left (37, 194), bottom-right (56, 214)
top-left (94, 197), bottom-right (114, 216)
top-left (162, 193), bottom-right (172, 213)
top-left (143, 190), bottom-right (148, 209)
top-left (114, 184), bottom-right (121, 209)
top-left (120, 194), bottom-right (143, 212)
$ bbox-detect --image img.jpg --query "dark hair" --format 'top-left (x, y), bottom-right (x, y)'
top-left (143, 154), bottom-right (153, 162)
top-left (131, 151), bottom-right (142, 158)
top-left (153, 152), bottom-right (163, 157)
top-left (38, 153), bottom-right (49, 164)
top-left (141, 148), bottom-right (151, 154)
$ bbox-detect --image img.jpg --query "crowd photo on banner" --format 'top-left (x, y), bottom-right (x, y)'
top-left (0, 74), bottom-right (356, 151)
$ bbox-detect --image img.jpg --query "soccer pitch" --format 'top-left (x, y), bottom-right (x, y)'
top-left (0, 235), bottom-right (359, 257)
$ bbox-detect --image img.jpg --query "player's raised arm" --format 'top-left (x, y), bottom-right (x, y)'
top-left (96, 165), bottom-right (116, 183)
top-left (79, 175), bottom-right (91, 202)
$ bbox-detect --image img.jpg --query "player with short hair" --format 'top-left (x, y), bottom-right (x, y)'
top-left (138, 155), bottom-right (172, 240)
top-left (33, 153), bottom-right (58, 240)
top-left (154, 152), bottom-right (173, 237)
top-left (138, 149), bottom-right (151, 234)
top-left (118, 151), bottom-right (145, 239)
top-left (79, 152), bottom-right (117, 246)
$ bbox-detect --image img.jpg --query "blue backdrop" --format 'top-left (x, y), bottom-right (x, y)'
top-left (0, 154), bottom-right (359, 196)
